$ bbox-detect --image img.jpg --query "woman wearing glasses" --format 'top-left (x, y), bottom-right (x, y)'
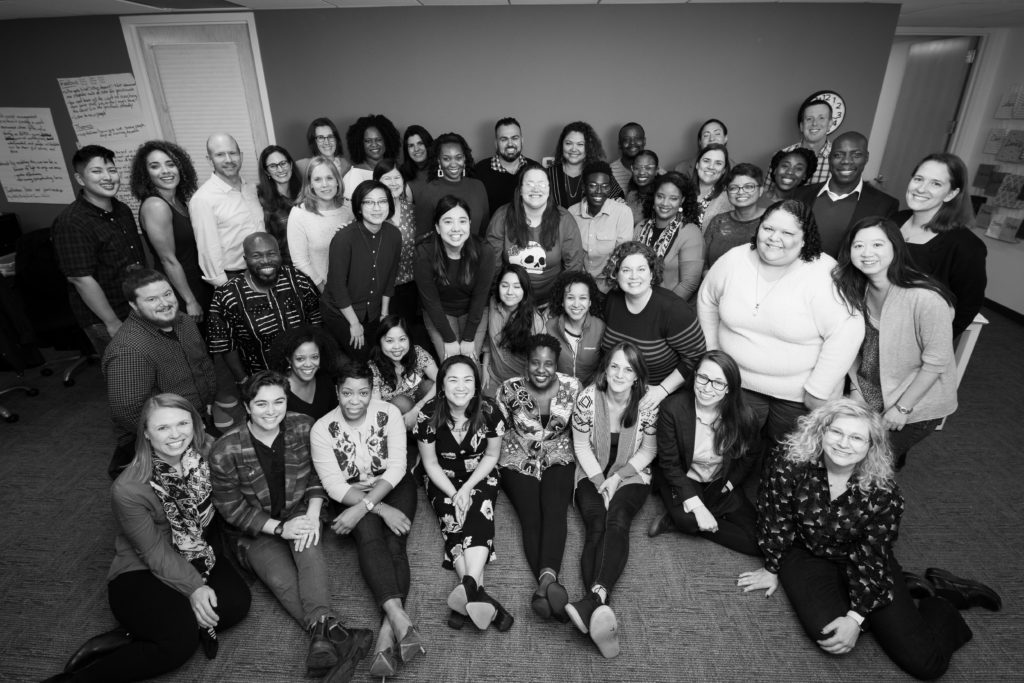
top-left (648, 351), bottom-right (761, 556)
top-left (322, 180), bottom-right (402, 361)
top-left (704, 164), bottom-right (767, 270)
top-left (295, 117), bottom-right (351, 178)
top-left (632, 172), bottom-right (704, 301)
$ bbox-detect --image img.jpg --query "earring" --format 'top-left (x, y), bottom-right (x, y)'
top-left (462, 167), bottom-right (466, 178)
top-left (437, 167), bottom-right (444, 178)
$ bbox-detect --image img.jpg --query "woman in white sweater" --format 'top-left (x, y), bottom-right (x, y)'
top-left (287, 156), bottom-right (354, 291)
top-left (697, 199), bottom-right (864, 447)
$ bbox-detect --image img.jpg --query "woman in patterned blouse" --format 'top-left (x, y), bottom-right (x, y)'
top-left (310, 362), bottom-right (424, 678)
top-left (737, 398), bottom-right (995, 680)
top-left (374, 158), bottom-right (419, 325)
top-left (496, 333), bottom-right (582, 622)
top-left (416, 355), bottom-right (512, 632)
top-left (368, 314), bottom-right (438, 432)
top-left (564, 342), bottom-right (658, 658)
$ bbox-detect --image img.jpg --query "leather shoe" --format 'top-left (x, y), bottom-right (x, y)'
top-left (306, 615), bottom-right (338, 675)
top-left (926, 567), bottom-right (1002, 611)
top-left (903, 571), bottom-right (935, 600)
top-left (368, 646), bottom-right (399, 678)
top-left (398, 625), bottom-right (425, 664)
top-left (647, 512), bottom-right (674, 538)
top-left (477, 587), bottom-right (514, 632)
top-left (565, 593), bottom-right (601, 635)
top-left (447, 609), bottom-right (466, 630)
top-left (63, 628), bottom-right (131, 673)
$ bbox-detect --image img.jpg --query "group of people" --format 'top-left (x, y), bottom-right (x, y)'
top-left (44, 100), bottom-right (997, 683)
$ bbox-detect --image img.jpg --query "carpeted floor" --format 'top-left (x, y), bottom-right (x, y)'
top-left (1, 308), bottom-right (1022, 683)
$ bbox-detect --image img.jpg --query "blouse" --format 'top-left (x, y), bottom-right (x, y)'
top-left (496, 373), bottom-right (581, 479)
top-left (322, 220), bottom-right (402, 322)
top-left (391, 197), bottom-right (418, 286)
top-left (370, 345), bottom-right (434, 402)
top-left (703, 211), bottom-right (761, 270)
top-left (758, 454), bottom-right (904, 616)
top-left (310, 400), bottom-right (407, 502)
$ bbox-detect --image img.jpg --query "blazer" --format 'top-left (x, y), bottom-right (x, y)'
top-left (655, 391), bottom-right (756, 505)
top-left (209, 413), bottom-right (325, 540)
top-left (794, 181), bottom-right (899, 258)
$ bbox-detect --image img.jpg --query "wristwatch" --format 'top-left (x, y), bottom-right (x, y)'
top-left (274, 521), bottom-right (285, 536)
top-left (895, 404), bottom-right (913, 415)
top-left (363, 498), bottom-right (376, 513)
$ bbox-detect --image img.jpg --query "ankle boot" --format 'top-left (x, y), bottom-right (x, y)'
top-left (477, 587), bottom-right (515, 632)
top-left (63, 628), bottom-right (131, 673)
top-left (465, 580), bottom-right (497, 630)
top-left (565, 593), bottom-right (601, 635)
top-left (306, 615), bottom-right (339, 675)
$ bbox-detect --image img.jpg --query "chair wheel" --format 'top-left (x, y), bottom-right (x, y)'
top-left (4, 413), bottom-right (17, 423)
top-left (41, 368), bottom-right (53, 376)
top-left (27, 388), bottom-right (39, 397)
top-left (63, 379), bottom-right (75, 387)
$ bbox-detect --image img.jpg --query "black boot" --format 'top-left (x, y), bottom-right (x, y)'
top-left (926, 567), bottom-right (1002, 611)
top-left (564, 592), bottom-right (602, 635)
top-left (306, 615), bottom-right (339, 676)
top-left (903, 571), bottom-right (936, 600)
top-left (63, 628), bottom-right (131, 673)
top-left (322, 619), bottom-right (374, 683)
top-left (476, 587), bottom-right (514, 632)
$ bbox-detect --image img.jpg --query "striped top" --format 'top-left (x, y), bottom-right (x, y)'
top-left (602, 287), bottom-right (706, 384)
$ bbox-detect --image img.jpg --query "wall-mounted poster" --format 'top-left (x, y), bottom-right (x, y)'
top-left (0, 107), bottom-right (75, 204)
top-left (996, 130), bottom-right (1024, 164)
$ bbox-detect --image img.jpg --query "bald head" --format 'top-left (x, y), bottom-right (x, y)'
top-left (243, 232), bottom-right (281, 285)
top-left (828, 131), bottom-right (869, 191)
top-left (243, 231), bottom-right (278, 254)
top-left (833, 131), bottom-right (867, 148)
top-left (207, 133), bottom-right (242, 183)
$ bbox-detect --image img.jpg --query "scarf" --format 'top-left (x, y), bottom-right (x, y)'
top-left (592, 390), bottom-right (640, 480)
top-left (635, 213), bottom-right (685, 260)
top-left (150, 446), bottom-right (216, 574)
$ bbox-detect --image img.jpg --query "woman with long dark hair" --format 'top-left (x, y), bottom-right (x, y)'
top-left (648, 350), bottom-right (760, 555)
top-left (400, 125), bottom-right (434, 198)
top-left (257, 144), bottom-right (302, 265)
top-left (624, 149), bottom-right (660, 225)
top-left (295, 117), bottom-right (351, 178)
top-left (693, 143), bottom-right (732, 230)
top-left (368, 314), bottom-right (438, 431)
top-left (481, 263), bottom-right (545, 395)
top-left (414, 132), bottom-right (490, 238)
top-left (547, 121), bottom-right (623, 208)
top-left (564, 342), bottom-right (658, 658)
top-left (415, 195), bottom-right (496, 360)
top-left (416, 355), bottom-right (513, 632)
top-left (833, 217), bottom-right (957, 470)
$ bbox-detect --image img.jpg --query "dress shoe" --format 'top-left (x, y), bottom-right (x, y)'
top-left (588, 605), bottom-right (620, 659)
top-left (327, 620), bottom-right (373, 665)
top-left (447, 575), bottom-right (477, 615)
top-left (647, 512), bottom-right (675, 537)
top-left (447, 609), bottom-right (467, 630)
top-left (306, 615), bottom-right (339, 676)
top-left (926, 567), bottom-right (1002, 611)
top-left (368, 646), bottom-right (398, 678)
top-left (466, 595), bottom-right (498, 630)
top-left (565, 593), bottom-right (601, 635)
top-left (476, 587), bottom-right (514, 632)
top-left (902, 571), bottom-right (935, 600)
top-left (63, 627), bottom-right (131, 673)
top-left (546, 580), bottom-right (570, 623)
top-left (531, 589), bottom-right (552, 619)
top-left (397, 625), bottom-right (425, 664)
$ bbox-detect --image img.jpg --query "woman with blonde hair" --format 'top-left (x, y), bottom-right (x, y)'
top-left (287, 156), bottom-right (354, 292)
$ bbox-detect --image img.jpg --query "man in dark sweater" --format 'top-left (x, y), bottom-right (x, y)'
top-left (473, 117), bottom-right (537, 213)
top-left (793, 131), bottom-right (899, 258)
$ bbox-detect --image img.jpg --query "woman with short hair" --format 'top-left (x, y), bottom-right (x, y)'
top-left (704, 163), bottom-right (767, 270)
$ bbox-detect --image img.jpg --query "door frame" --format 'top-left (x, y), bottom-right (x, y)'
top-left (120, 12), bottom-right (276, 147)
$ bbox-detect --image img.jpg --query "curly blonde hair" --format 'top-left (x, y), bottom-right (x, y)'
top-left (780, 398), bottom-right (895, 492)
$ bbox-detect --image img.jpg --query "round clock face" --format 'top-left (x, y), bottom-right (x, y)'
top-left (807, 90), bottom-right (846, 134)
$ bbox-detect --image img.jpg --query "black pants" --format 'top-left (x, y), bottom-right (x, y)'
top-left (82, 542), bottom-right (250, 682)
top-left (501, 464), bottom-right (574, 577)
top-left (575, 479), bottom-right (648, 593)
top-left (351, 474), bottom-right (417, 608)
top-left (321, 302), bottom-right (380, 363)
top-left (779, 546), bottom-right (971, 681)
top-left (654, 476), bottom-right (761, 556)
top-left (888, 418), bottom-right (943, 468)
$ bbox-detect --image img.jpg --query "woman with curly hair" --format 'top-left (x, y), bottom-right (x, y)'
top-left (624, 149), bottom-right (660, 224)
top-left (545, 270), bottom-right (605, 384)
top-left (257, 145), bottom-right (302, 264)
top-left (486, 162), bottom-right (585, 303)
top-left (758, 147), bottom-right (816, 209)
top-left (414, 132), bottom-right (490, 238)
top-left (481, 263), bottom-right (545, 396)
top-left (342, 114), bottom-right (401, 207)
top-left (633, 171), bottom-right (704, 300)
top-left (295, 117), bottom-right (351, 178)
top-left (705, 163), bottom-right (767, 270)
top-left (416, 355), bottom-right (512, 632)
top-left (698, 199), bottom-right (864, 451)
top-left (400, 125), bottom-right (434, 198)
top-left (602, 241), bottom-right (706, 412)
top-left (547, 121), bottom-right (623, 208)
top-left (270, 324), bottom-right (344, 419)
top-left (130, 140), bottom-right (208, 319)
top-left (693, 143), bottom-right (732, 231)
top-left (738, 398), bottom-right (997, 680)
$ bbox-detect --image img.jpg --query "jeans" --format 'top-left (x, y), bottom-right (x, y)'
top-left (889, 418), bottom-right (943, 469)
top-left (575, 479), bottom-right (649, 593)
top-left (779, 546), bottom-right (971, 680)
top-left (500, 464), bottom-right (575, 577)
top-left (242, 530), bottom-right (333, 628)
top-left (351, 474), bottom-right (417, 607)
top-left (654, 477), bottom-right (761, 556)
top-left (423, 311), bottom-right (487, 360)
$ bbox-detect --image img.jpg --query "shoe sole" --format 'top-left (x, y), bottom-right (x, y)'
top-left (546, 581), bottom-right (569, 622)
top-left (564, 603), bottom-right (589, 634)
top-left (589, 606), bottom-right (620, 659)
top-left (306, 647), bottom-right (338, 676)
top-left (447, 584), bottom-right (469, 615)
top-left (466, 601), bottom-right (497, 630)
top-left (368, 650), bottom-right (398, 678)
top-left (531, 592), bottom-right (552, 619)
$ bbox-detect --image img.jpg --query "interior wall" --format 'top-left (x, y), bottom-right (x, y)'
top-left (0, 3), bottom-right (899, 232)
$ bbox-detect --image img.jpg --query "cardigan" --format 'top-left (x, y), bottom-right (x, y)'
top-left (209, 413), bottom-right (324, 539)
top-left (850, 286), bottom-right (957, 422)
top-left (570, 384), bottom-right (658, 488)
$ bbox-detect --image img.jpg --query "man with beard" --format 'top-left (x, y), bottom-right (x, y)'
top-left (207, 232), bottom-right (321, 386)
top-left (474, 117), bottom-right (537, 212)
top-left (102, 268), bottom-right (216, 478)
top-left (568, 161), bottom-right (634, 292)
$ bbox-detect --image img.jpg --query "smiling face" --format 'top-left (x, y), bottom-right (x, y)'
top-left (799, 103), bottom-right (832, 145)
top-left (693, 359), bottom-right (728, 409)
top-left (653, 181), bottom-right (683, 222)
top-left (773, 153), bottom-right (809, 192)
top-left (906, 159), bottom-right (959, 214)
top-left (696, 149), bottom-right (726, 187)
top-left (290, 341), bottom-right (321, 382)
top-left (699, 122), bottom-right (727, 147)
top-left (584, 172), bottom-right (611, 212)
top-left (756, 208), bottom-right (804, 267)
top-left (604, 349), bottom-right (637, 395)
top-left (406, 134), bottom-right (428, 165)
top-left (439, 142), bottom-right (466, 181)
top-left (244, 236), bottom-right (282, 286)
top-left (496, 123), bottom-right (523, 163)
top-left (823, 414), bottom-right (871, 471)
top-left (314, 125), bottom-right (337, 157)
top-left (145, 406), bottom-right (195, 461)
top-left (632, 153), bottom-right (657, 188)
top-left (498, 271), bottom-right (525, 308)
top-left (436, 205), bottom-right (470, 250)
top-left (130, 279), bottom-right (179, 330)
top-left (207, 135), bottom-right (241, 181)
top-left (337, 376), bottom-right (372, 422)
top-left (76, 155), bottom-right (120, 202)
top-left (562, 131), bottom-right (586, 166)
top-left (617, 253), bottom-right (653, 296)
top-left (828, 137), bottom-right (868, 187)
top-left (379, 168), bottom-right (405, 199)
top-left (145, 150), bottom-right (179, 194)
top-left (310, 163), bottom-right (339, 204)
top-left (442, 362), bottom-right (476, 410)
top-left (849, 225), bottom-right (894, 280)
top-left (618, 125), bottom-right (645, 161)
top-left (521, 168), bottom-right (550, 211)
top-left (265, 151), bottom-right (292, 185)
top-left (562, 282), bottom-right (591, 323)
top-left (246, 384), bottom-right (287, 432)
top-left (726, 175), bottom-right (761, 209)
top-left (527, 345), bottom-right (558, 391)
top-left (360, 188), bottom-right (390, 227)
top-left (380, 324), bottom-right (411, 363)
top-left (363, 126), bottom-right (384, 164)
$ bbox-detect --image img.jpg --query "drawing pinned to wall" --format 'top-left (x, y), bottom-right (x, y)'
top-left (995, 129), bottom-right (1024, 164)
top-left (0, 107), bottom-right (76, 204)
top-left (995, 83), bottom-right (1020, 119)
top-left (991, 173), bottom-right (1024, 210)
top-left (983, 129), bottom-right (1007, 154)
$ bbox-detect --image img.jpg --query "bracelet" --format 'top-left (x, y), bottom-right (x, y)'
top-left (895, 404), bottom-right (913, 415)
top-left (363, 497), bottom-right (376, 512)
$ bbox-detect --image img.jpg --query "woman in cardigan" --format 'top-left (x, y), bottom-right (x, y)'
top-left (415, 195), bottom-right (496, 361)
top-left (486, 162), bottom-right (585, 304)
top-left (833, 217), bottom-right (957, 470)
top-left (544, 269), bottom-right (606, 385)
top-left (648, 350), bottom-right (761, 555)
top-left (564, 342), bottom-right (658, 658)
top-left (209, 372), bottom-right (371, 679)
top-left (633, 171), bottom-right (704, 300)
top-left (310, 362), bottom-right (423, 679)
top-left (496, 333), bottom-right (582, 622)
top-left (287, 156), bottom-right (354, 292)
top-left (414, 132), bottom-right (490, 238)
top-left (738, 399), bottom-right (997, 680)
top-left (46, 394), bottom-right (250, 683)
top-left (416, 356), bottom-right (513, 632)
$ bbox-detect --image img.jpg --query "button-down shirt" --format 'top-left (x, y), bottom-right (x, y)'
top-left (189, 174), bottom-right (264, 287)
top-left (783, 139), bottom-right (832, 185)
top-left (819, 178), bottom-right (863, 202)
top-left (323, 220), bottom-right (401, 322)
top-left (568, 199), bottom-right (634, 291)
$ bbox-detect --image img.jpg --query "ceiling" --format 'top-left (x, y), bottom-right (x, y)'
top-left (0, 0), bottom-right (1023, 28)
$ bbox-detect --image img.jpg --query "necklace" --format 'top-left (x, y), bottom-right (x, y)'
top-left (564, 170), bottom-right (583, 202)
top-left (753, 260), bottom-right (793, 316)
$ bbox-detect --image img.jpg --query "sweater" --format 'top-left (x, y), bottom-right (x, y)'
top-left (413, 177), bottom-right (490, 238)
top-left (286, 204), bottom-right (354, 287)
top-left (414, 237), bottom-right (496, 344)
top-left (697, 245), bottom-right (864, 402)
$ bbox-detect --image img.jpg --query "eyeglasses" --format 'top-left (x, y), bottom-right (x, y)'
top-left (727, 183), bottom-right (759, 194)
top-left (523, 181), bottom-right (549, 190)
top-left (361, 199), bottom-right (390, 208)
top-left (265, 161), bottom-right (291, 171)
top-left (825, 426), bottom-right (868, 447)
top-left (314, 135), bottom-right (335, 143)
top-left (694, 373), bottom-right (727, 391)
